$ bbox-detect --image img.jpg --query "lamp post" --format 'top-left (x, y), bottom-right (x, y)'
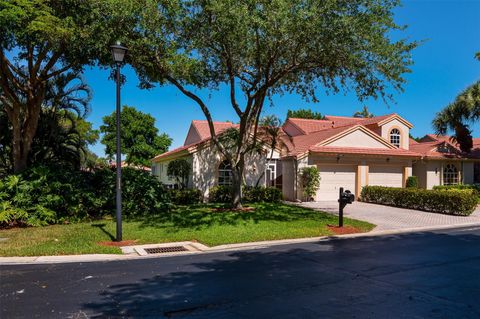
top-left (110, 42), bottom-right (128, 242)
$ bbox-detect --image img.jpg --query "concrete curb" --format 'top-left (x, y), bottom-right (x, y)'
top-left (2, 222), bottom-right (480, 265)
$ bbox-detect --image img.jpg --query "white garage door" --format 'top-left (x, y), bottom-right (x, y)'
top-left (369, 166), bottom-right (403, 188)
top-left (316, 165), bottom-right (356, 201)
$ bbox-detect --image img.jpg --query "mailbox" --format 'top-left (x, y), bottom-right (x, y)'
top-left (337, 187), bottom-right (354, 227)
top-left (339, 189), bottom-right (355, 204)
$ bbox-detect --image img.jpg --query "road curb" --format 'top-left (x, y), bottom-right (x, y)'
top-left (2, 222), bottom-right (480, 265)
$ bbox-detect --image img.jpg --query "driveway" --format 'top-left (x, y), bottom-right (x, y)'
top-left (298, 201), bottom-right (480, 231)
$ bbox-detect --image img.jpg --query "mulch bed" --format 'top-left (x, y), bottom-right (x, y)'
top-left (327, 225), bottom-right (362, 235)
top-left (97, 240), bottom-right (138, 247)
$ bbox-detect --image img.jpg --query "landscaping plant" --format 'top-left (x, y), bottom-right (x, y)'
top-left (406, 176), bottom-right (418, 188)
top-left (301, 167), bottom-right (321, 202)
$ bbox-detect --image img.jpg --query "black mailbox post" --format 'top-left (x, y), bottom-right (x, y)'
top-left (338, 187), bottom-right (355, 227)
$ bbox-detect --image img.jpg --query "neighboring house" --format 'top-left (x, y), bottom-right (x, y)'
top-left (411, 135), bottom-right (480, 189)
top-left (152, 114), bottom-right (480, 201)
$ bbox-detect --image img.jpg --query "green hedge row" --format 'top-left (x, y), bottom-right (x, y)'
top-left (361, 186), bottom-right (478, 216)
top-left (433, 184), bottom-right (480, 196)
top-left (209, 185), bottom-right (283, 203)
top-left (169, 189), bottom-right (202, 205)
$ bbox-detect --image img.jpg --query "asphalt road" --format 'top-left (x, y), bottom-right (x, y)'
top-left (2, 226), bottom-right (480, 318)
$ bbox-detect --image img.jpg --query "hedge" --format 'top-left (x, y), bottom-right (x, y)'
top-left (208, 185), bottom-right (282, 203)
top-left (169, 189), bottom-right (202, 205)
top-left (433, 184), bottom-right (480, 196)
top-left (361, 186), bottom-right (478, 216)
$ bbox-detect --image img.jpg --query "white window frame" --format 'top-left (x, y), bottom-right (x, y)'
top-left (390, 128), bottom-right (401, 148)
top-left (218, 160), bottom-right (233, 186)
top-left (443, 164), bottom-right (459, 185)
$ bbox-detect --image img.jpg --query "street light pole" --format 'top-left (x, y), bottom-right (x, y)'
top-left (115, 61), bottom-right (122, 242)
top-left (110, 42), bottom-right (128, 242)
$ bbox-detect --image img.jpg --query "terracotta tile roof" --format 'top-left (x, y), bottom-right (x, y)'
top-left (309, 146), bottom-right (420, 157)
top-left (285, 118), bottom-right (336, 134)
top-left (191, 120), bottom-right (237, 141)
top-left (409, 139), bottom-right (480, 160)
top-left (288, 124), bottom-right (358, 155)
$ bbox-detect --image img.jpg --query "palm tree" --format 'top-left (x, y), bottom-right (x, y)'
top-left (353, 106), bottom-right (374, 118)
top-left (432, 81), bottom-right (480, 153)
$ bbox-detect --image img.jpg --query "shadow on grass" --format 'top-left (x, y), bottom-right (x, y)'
top-left (91, 223), bottom-right (115, 241)
top-left (130, 203), bottom-right (338, 231)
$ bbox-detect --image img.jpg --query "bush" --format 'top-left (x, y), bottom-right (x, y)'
top-left (208, 185), bottom-right (283, 203)
top-left (169, 189), bottom-right (202, 205)
top-left (243, 186), bottom-right (283, 202)
top-left (300, 166), bottom-right (320, 201)
top-left (208, 185), bottom-right (232, 203)
top-left (361, 186), bottom-right (477, 216)
top-left (433, 184), bottom-right (480, 196)
top-left (0, 165), bottom-right (171, 227)
top-left (406, 176), bottom-right (418, 188)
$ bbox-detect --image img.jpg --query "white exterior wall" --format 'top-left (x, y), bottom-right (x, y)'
top-left (426, 161), bottom-right (442, 189)
top-left (380, 119), bottom-right (410, 150)
top-left (192, 143), bottom-right (269, 199)
top-left (281, 158), bottom-right (296, 201)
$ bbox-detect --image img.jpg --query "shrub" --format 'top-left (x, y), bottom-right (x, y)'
top-left (406, 176), bottom-right (418, 188)
top-left (243, 186), bottom-right (283, 202)
top-left (0, 165), bottom-right (171, 227)
top-left (208, 185), bottom-right (232, 203)
top-left (208, 185), bottom-right (283, 203)
top-left (169, 189), bottom-right (202, 205)
top-left (433, 184), bottom-right (480, 196)
top-left (167, 159), bottom-right (191, 189)
top-left (300, 166), bottom-right (320, 201)
top-left (361, 186), bottom-right (477, 216)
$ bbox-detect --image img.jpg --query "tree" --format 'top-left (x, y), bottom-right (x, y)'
top-left (129, 0), bottom-right (417, 208)
top-left (1, 71), bottom-right (98, 172)
top-left (433, 80), bottom-right (480, 153)
top-left (100, 106), bottom-right (172, 167)
top-left (287, 109), bottom-right (324, 120)
top-left (0, 0), bottom-right (141, 173)
top-left (167, 159), bottom-right (191, 189)
top-left (353, 106), bottom-right (374, 118)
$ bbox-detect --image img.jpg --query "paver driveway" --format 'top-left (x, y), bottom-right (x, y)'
top-left (298, 201), bottom-right (480, 231)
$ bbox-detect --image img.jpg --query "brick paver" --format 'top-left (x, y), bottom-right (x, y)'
top-left (298, 201), bottom-right (480, 231)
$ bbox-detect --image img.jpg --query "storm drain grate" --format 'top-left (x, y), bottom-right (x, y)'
top-left (144, 246), bottom-right (188, 254)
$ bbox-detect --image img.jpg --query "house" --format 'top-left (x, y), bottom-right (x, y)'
top-left (151, 114), bottom-right (480, 201)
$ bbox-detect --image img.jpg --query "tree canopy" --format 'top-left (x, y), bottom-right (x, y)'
top-left (0, 0), bottom-right (142, 172)
top-left (126, 0), bottom-right (417, 207)
top-left (287, 109), bottom-right (324, 120)
top-left (100, 106), bottom-right (171, 167)
top-left (353, 106), bottom-right (375, 118)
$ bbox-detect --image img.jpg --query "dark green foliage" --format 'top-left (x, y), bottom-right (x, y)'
top-left (243, 186), bottom-right (283, 203)
top-left (301, 166), bottom-right (321, 201)
top-left (361, 186), bottom-right (477, 216)
top-left (287, 109), bottom-right (324, 120)
top-left (101, 106), bottom-right (172, 167)
top-left (406, 176), bottom-right (418, 188)
top-left (167, 159), bottom-right (191, 189)
top-left (169, 189), bottom-right (203, 205)
top-left (209, 185), bottom-right (282, 203)
top-left (208, 186), bottom-right (233, 203)
top-left (353, 106), bottom-right (374, 118)
top-left (0, 166), bottom-right (171, 227)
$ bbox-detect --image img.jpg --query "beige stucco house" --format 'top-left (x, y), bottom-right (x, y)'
top-left (152, 114), bottom-right (480, 201)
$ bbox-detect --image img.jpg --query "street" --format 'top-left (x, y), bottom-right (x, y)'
top-left (2, 226), bottom-right (480, 318)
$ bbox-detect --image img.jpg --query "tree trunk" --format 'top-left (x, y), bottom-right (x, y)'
top-left (231, 164), bottom-right (244, 209)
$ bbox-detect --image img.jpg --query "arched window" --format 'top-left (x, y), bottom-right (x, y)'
top-left (218, 160), bottom-right (233, 186)
top-left (390, 128), bottom-right (401, 148)
top-left (443, 164), bottom-right (459, 185)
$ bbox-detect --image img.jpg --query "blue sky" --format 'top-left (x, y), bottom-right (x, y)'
top-left (84, 0), bottom-right (480, 156)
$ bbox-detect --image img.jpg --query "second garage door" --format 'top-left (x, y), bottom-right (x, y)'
top-left (369, 166), bottom-right (403, 188)
top-left (316, 165), bottom-right (356, 201)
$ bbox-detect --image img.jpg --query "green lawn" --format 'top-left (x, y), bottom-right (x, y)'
top-left (0, 203), bottom-right (374, 257)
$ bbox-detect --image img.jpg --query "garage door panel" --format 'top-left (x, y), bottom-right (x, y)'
top-left (316, 165), bottom-right (356, 201)
top-left (369, 166), bottom-right (403, 188)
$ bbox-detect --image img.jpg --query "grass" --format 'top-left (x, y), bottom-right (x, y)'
top-left (0, 203), bottom-right (374, 257)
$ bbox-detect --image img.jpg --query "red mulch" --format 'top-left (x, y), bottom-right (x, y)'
top-left (327, 225), bottom-right (362, 235)
top-left (98, 240), bottom-right (138, 247)
top-left (212, 207), bottom-right (255, 213)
